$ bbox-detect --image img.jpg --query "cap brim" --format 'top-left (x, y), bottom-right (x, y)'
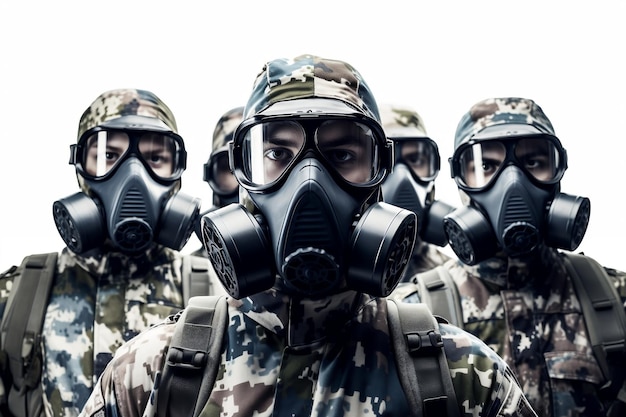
top-left (257, 97), bottom-right (362, 117)
top-left (471, 123), bottom-right (546, 140)
top-left (98, 115), bottom-right (173, 132)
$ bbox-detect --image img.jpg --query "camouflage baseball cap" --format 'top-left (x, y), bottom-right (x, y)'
top-left (212, 106), bottom-right (244, 152)
top-left (77, 88), bottom-right (178, 140)
top-left (378, 103), bottom-right (429, 138)
top-left (454, 97), bottom-right (556, 149)
top-left (244, 54), bottom-right (380, 122)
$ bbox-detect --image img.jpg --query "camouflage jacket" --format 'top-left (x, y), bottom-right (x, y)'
top-left (392, 245), bottom-right (626, 417)
top-left (402, 239), bottom-right (452, 281)
top-left (79, 288), bottom-right (536, 417)
top-left (0, 246), bottom-right (193, 417)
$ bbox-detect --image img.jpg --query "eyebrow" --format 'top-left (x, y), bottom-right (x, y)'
top-left (140, 142), bottom-right (170, 152)
top-left (518, 149), bottom-right (550, 159)
top-left (88, 141), bottom-right (126, 154)
top-left (265, 136), bottom-right (302, 148)
top-left (319, 133), bottom-right (370, 148)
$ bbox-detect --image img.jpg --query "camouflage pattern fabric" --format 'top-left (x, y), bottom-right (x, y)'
top-left (211, 106), bottom-right (244, 152)
top-left (77, 88), bottom-right (178, 140)
top-left (378, 103), bottom-right (429, 139)
top-left (393, 245), bottom-right (626, 417)
top-left (454, 97), bottom-right (556, 148)
top-left (78, 289), bottom-right (536, 417)
top-left (244, 54), bottom-right (380, 121)
top-left (0, 245), bottom-right (191, 417)
top-left (403, 240), bottom-right (452, 279)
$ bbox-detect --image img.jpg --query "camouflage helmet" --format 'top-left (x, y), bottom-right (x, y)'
top-left (243, 54), bottom-right (381, 122)
top-left (378, 103), bottom-right (429, 138)
top-left (212, 106), bottom-right (244, 152)
top-left (77, 88), bottom-right (178, 141)
top-left (454, 97), bottom-right (556, 149)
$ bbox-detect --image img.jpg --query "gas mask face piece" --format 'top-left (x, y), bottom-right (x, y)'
top-left (53, 128), bottom-right (200, 254)
top-left (204, 147), bottom-right (239, 207)
top-left (201, 114), bottom-right (417, 299)
top-left (444, 135), bottom-right (590, 265)
top-left (381, 137), bottom-right (453, 246)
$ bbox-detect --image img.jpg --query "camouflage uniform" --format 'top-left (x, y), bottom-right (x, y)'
top-left (0, 89), bottom-right (215, 417)
top-left (395, 248), bottom-right (626, 417)
top-left (79, 55), bottom-right (535, 417)
top-left (405, 242), bottom-right (451, 278)
top-left (0, 246), bottom-right (188, 417)
top-left (392, 97), bottom-right (626, 417)
top-left (80, 290), bottom-right (536, 417)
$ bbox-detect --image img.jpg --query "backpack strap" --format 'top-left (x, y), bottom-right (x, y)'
top-left (562, 252), bottom-right (626, 415)
top-left (181, 255), bottom-right (220, 305)
top-left (156, 295), bottom-right (228, 417)
top-left (387, 299), bottom-right (459, 417)
top-left (0, 252), bottom-right (57, 417)
top-left (414, 266), bottom-right (463, 327)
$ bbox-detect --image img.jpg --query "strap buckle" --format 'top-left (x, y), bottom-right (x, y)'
top-left (406, 330), bottom-right (444, 355)
top-left (166, 346), bottom-right (207, 370)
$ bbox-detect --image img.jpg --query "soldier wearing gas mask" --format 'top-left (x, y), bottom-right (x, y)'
top-left (202, 92), bottom-right (419, 298)
top-left (407, 97), bottom-right (626, 417)
top-left (378, 103), bottom-right (455, 279)
top-left (0, 89), bottom-right (218, 417)
top-left (444, 98), bottom-right (589, 265)
top-left (78, 56), bottom-right (536, 417)
top-left (203, 106), bottom-right (244, 209)
top-left (191, 106), bottom-right (244, 257)
top-left (54, 89), bottom-right (200, 254)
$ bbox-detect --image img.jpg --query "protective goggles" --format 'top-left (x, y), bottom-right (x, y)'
top-left (391, 137), bottom-right (440, 183)
top-left (449, 134), bottom-right (567, 190)
top-left (230, 115), bottom-right (392, 191)
top-left (203, 147), bottom-right (238, 195)
top-left (70, 127), bottom-right (186, 181)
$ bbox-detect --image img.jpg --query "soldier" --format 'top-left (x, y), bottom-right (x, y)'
top-left (203, 106), bottom-right (244, 209)
top-left (378, 103), bottom-right (454, 279)
top-left (191, 106), bottom-right (244, 257)
top-left (393, 97), bottom-right (626, 417)
top-left (0, 89), bottom-right (219, 417)
top-left (78, 56), bottom-right (536, 417)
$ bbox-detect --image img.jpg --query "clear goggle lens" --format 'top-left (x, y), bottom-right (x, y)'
top-left (453, 136), bottom-right (565, 189)
top-left (75, 129), bottom-right (185, 180)
top-left (236, 119), bottom-right (384, 188)
top-left (393, 138), bottom-right (439, 181)
top-left (207, 149), bottom-right (238, 194)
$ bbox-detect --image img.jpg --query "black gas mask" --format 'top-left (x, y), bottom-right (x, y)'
top-left (444, 133), bottom-right (590, 265)
top-left (201, 112), bottom-right (417, 299)
top-left (381, 137), bottom-right (454, 247)
top-left (193, 147), bottom-right (240, 244)
top-left (53, 126), bottom-right (200, 254)
top-left (204, 146), bottom-right (239, 208)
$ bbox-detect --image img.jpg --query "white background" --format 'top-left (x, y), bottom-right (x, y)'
top-left (1, 1), bottom-right (624, 270)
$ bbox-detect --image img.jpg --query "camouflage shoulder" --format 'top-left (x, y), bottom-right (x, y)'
top-left (79, 317), bottom-right (178, 417)
top-left (439, 323), bottom-right (537, 416)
